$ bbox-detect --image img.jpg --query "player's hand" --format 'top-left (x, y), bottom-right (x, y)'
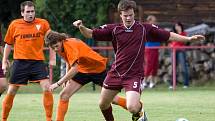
top-left (62, 81), bottom-right (68, 88)
top-left (2, 60), bottom-right (10, 75)
top-left (62, 80), bottom-right (71, 88)
top-left (49, 83), bottom-right (59, 92)
top-left (189, 35), bottom-right (205, 41)
top-left (73, 20), bottom-right (83, 28)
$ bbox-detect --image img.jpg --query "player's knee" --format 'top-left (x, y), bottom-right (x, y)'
top-left (0, 84), bottom-right (7, 91)
top-left (127, 103), bottom-right (140, 114)
top-left (59, 91), bottom-right (70, 100)
top-left (99, 98), bottom-right (110, 110)
top-left (7, 88), bottom-right (18, 95)
top-left (40, 79), bottom-right (51, 91)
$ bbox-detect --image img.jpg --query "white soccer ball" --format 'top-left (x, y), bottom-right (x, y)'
top-left (176, 118), bottom-right (189, 121)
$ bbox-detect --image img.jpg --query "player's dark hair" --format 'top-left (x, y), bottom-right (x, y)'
top-left (118, 0), bottom-right (136, 13)
top-left (45, 30), bottom-right (68, 46)
top-left (173, 22), bottom-right (184, 33)
top-left (20, 1), bottom-right (35, 12)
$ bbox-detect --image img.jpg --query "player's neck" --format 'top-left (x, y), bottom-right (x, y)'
top-left (124, 20), bottom-right (135, 30)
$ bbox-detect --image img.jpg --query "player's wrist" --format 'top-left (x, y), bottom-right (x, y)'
top-left (2, 59), bottom-right (8, 63)
top-left (56, 82), bottom-right (61, 86)
top-left (78, 24), bottom-right (84, 29)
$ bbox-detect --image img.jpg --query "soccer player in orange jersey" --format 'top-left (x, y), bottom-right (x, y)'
top-left (1, 1), bottom-right (54, 121)
top-left (45, 30), bottom-right (127, 121)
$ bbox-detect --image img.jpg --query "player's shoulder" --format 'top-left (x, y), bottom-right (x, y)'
top-left (142, 22), bottom-right (159, 29)
top-left (34, 18), bottom-right (49, 24)
top-left (67, 37), bottom-right (80, 41)
top-left (137, 22), bottom-right (160, 33)
top-left (99, 23), bottom-right (121, 29)
top-left (66, 38), bottom-right (81, 44)
top-left (65, 38), bottom-right (86, 48)
top-left (10, 18), bottom-right (23, 25)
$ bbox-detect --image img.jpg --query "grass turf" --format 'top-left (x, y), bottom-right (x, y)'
top-left (0, 83), bottom-right (215, 121)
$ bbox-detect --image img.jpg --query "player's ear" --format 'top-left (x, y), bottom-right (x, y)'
top-left (21, 11), bottom-right (24, 17)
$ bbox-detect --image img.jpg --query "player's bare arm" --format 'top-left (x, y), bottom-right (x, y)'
top-left (2, 44), bottom-right (12, 74)
top-left (49, 63), bottom-right (78, 91)
top-left (169, 32), bottom-right (205, 42)
top-left (73, 20), bottom-right (93, 38)
top-left (61, 62), bottom-right (72, 88)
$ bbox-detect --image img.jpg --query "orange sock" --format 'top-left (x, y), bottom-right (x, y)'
top-left (56, 99), bottom-right (69, 121)
top-left (117, 96), bottom-right (127, 110)
top-left (43, 91), bottom-right (53, 121)
top-left (2, 94), bottom-right (15, 121)
top-left (112, 96), bottom-right (127, 110)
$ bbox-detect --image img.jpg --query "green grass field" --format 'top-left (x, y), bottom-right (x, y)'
top-left (0, 83), bottom-right (215, 121)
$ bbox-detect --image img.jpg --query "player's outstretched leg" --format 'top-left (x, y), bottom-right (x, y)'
top-left (43, 91), bottom-right (54, 121)
top-left (132, 109), bottom-right (148, 121)
top-left (1, 85), bottom-right (19, 121)
top-left (40, 79), bottom-right (54, 121)
top-left (112, 95), bottom-right (127, 110)
top-left (99, 88), bottom-right (118, 121)
top-left (1, 94), bottom-right (15, 121)
top-left (126, 91), bottom-right (148, 121)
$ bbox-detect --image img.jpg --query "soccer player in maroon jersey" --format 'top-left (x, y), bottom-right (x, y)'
top-left (73, 0), bottom-right (205, 121)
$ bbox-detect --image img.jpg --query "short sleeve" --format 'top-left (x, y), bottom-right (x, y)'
top-left (43, 19), bottom-right (50, 33)
top-left (4, 22), bottom-right (15, 45)
top-left (92, 24), bottom-right (115, 41)
top-left (145, 24), bottom-right (170, 43)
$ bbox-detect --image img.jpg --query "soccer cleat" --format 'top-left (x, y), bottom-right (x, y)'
top-left (149, 82), bottom-right (155, 88)
top-left (132, 111), bottom-right (148, 121)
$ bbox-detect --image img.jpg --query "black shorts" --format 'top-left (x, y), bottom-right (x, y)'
top-left (9, 60), bottom-right (49, 85)
top-left (73, 70), bottom-right (107, 86)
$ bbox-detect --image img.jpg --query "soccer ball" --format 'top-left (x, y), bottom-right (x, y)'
top-left (176, 118), bottom-right (189, 121)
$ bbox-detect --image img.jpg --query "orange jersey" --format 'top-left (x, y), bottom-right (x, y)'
top-left (4, 18), bottom-right (50, 60)
top-left (58, 38), bottom-right (107, 73)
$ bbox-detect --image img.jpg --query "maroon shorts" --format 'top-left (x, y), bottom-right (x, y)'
top-left (144, 48), bottom-right (159, 76)
top-left (0, 63), bottom-right (5, 78)
top-left (103, 73), bottom-right (143, 93)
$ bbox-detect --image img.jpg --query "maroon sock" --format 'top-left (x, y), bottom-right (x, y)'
top-left (101, 106), bottom-right (114, 121)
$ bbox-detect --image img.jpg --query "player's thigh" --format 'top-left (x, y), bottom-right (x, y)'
top-left (30, 61), bottom-right (49, 81)
top-left (122, 76), bottom-right (142, 93)
top-left (10, 60), bottom-right (31, 85)
top-left (126, 91), bottom-right (141, 111)
top-left (60, 80), bottom-right (83, 99)
top-left (40, 79), bottom-right (51, 90)
top-left (100, 87), bottom-right (119, 105)
top-left (0, 78), bottom-right (7, 87)
top-left (7, 85), bottom-right (20, 95)
top-left (91, 70), bottom-right (107, 86)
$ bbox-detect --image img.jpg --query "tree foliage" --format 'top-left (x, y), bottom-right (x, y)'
top-left (0, 0), bottom-right (30, 28)
top-left (0, 0), bottom-right (119, 37)
top-left (36, 0), bottom-right (119, 38)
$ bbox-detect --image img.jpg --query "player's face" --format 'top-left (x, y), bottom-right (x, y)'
top-left (120, 9), bottom-right (135, 28)
top-left (51, 42), bottom-right (62, 52)
top-left (21, 6), bottom-right (35, 22)
top-left (175, 24), bottom-right (182, 33)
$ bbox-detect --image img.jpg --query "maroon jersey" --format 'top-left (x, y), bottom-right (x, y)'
top-left (93, 21), bottom-right (170, 77)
